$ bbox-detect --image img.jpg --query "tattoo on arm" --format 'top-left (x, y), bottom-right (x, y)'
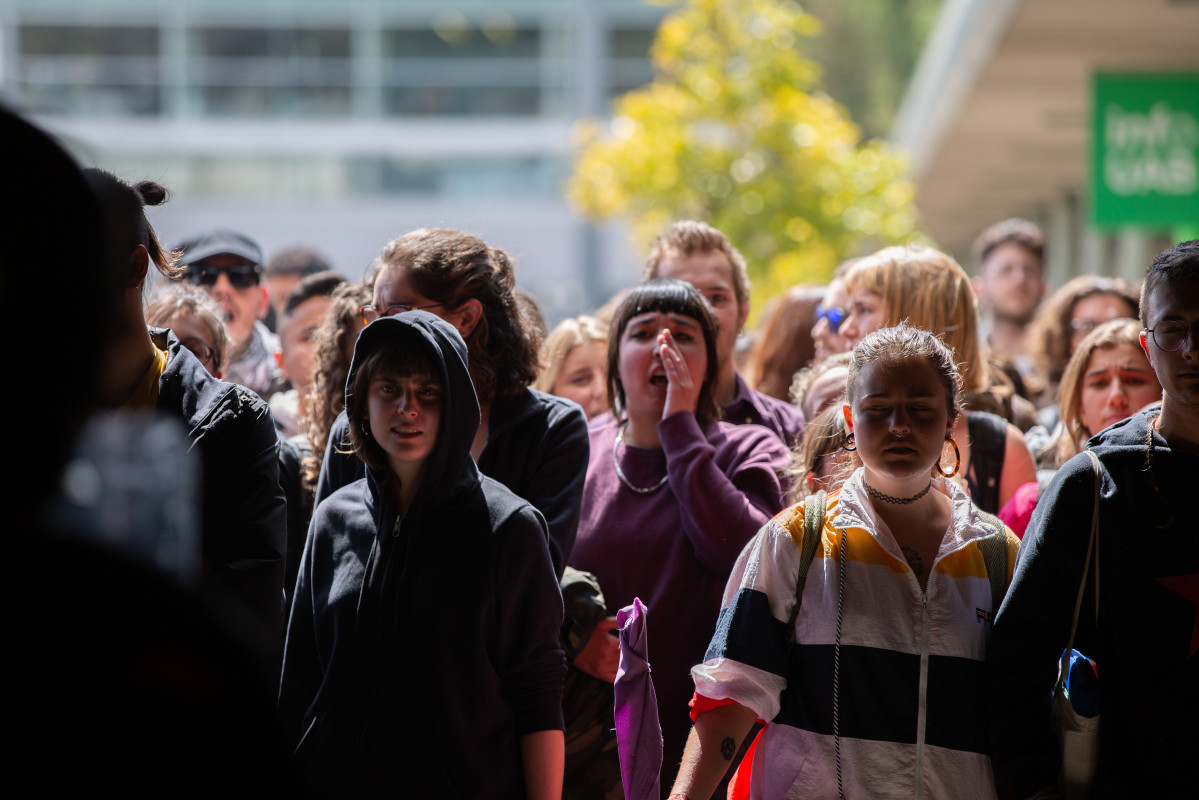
top-left (902, 546), bottom-right (925, 580)
top-left (720, 736), bottom-right (736, 761)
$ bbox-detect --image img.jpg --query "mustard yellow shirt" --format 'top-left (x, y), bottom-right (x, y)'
top-left (123, 345), bottom-right (169, 410)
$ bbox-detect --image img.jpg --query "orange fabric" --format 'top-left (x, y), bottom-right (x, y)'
top-left (688, 692), bottom-right (737, 723)
top-left (727, 726), bottom-right (764, 800)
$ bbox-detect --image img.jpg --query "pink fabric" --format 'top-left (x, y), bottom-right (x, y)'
top-left (997, 480), bottom-right (1039, 539)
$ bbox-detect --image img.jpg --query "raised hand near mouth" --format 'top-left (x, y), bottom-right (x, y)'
top-left (660, 328), bottom-right (701, 418)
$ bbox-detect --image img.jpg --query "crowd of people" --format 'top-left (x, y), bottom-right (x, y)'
top-left (9, 105), bottom-right (1198, 798)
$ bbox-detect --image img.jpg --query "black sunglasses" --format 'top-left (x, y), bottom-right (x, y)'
top-left (186, 262), bottom-right (261, 290)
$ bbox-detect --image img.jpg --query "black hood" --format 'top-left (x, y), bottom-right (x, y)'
top-left (1087, 404), bottom-right (1163, 459)
top-left (345, 312), bottom-right (480, 508)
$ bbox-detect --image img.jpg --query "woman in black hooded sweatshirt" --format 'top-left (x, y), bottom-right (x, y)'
top-left (279, 311), bottom-right (565, 799)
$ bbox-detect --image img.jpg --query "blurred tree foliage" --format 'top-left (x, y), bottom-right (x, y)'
top-left (804, 0), bottom-right (943, 139)
top-left (568, 0), bottom-right (922, 305)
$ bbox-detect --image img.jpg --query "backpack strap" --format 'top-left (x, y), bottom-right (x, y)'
top-left (976, 509), bottom-right (1012, 616)
top-left (786, 490), bottom-right (827, 643)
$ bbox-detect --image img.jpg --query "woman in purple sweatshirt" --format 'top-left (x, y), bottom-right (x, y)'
top-left (570, 280), bottom-right (790, 784)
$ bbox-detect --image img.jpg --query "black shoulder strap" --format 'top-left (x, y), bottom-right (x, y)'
top-left (967, 412), bottom-right (1008, 513)
top-left (786, 490), bottom-right (827, 643)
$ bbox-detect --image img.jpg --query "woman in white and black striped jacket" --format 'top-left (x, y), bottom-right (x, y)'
top-left (670, 324), bottom-right (1019, 800)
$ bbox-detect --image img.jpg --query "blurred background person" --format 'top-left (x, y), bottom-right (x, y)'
top-left (810, 261), bottom-right (856, 363)
top-left (790, 351), bottom-right (852, 426)
top-left (971, 218), bottom-right (1047, 380)
top-left (645, 220), bottom-right (804, 446)
top-left (790, 403), bottom-right (859, 496)
top-left (176, 229), bottom-right (286, 400)
top-left (839, 244), bottom-right (1037, 513)
top-left (1002, 317), bottom-right (1162, 537)
top-left (534, 315), bottom-right (609, 421)
top-left (144, 282), bottom-right (229, 380)
top-left (745, 284), bottom-right (823, 401)
top-left (571, 279), bottom-right (789, 781)
top-left (305, 279), bottom-right (372, 492)
top-left (1027, 275), bottom-right (1141, 417)
top-left (270, 270), bottom-right (345, 438)
top-left (262, 244), bottom-right (334, 332)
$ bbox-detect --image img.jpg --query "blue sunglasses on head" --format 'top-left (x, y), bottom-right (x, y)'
top-left (815, 304), bottom-right (846, 333)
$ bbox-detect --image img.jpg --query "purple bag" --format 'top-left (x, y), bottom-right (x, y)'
top-left (614, 598), bottom-right (662, 800)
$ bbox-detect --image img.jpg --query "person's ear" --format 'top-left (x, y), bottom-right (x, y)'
top-left (842, 403), bottom-right (853, 432)
top-left (1140, 331), bottom-right (1152, 361)
top-left (274, 347), bottom-right (287, 377)
top-left (451, 298), bottom-right (484, 339)
top-left (971, 274), bottom-right (987, 302)
top-left (736, 295), bottom-right (750, 333)
top-left (256, 284), bottom-right (270, 320)
top-left (805, 471), bottom-right (819, 495)
top-left (128, 245), bottom-right (150, 290)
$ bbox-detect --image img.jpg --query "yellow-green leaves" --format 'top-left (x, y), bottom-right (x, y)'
top-left (568, 0), bottom-right (921, 313)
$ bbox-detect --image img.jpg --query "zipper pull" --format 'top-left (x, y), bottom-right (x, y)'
top-left (391, 514), bottom-right (403, 538)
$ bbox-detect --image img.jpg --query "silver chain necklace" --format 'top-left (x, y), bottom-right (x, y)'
top-left (613, 423), bottom-right (669, 494)
top-left (861, 475), bottom-right (932, 505)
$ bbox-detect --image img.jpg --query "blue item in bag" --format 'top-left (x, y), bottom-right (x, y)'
top-left (1060, 649), bottom-right (1099, 718)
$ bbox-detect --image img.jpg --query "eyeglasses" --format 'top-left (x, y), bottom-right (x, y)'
top-left (360, 302), bottom-right (447, 326)
top-left (1145, 322), bottom-right (1199, 353)
top-left (186, 263), bottom-right (261, 290)
top-left (180, 337), bottom-right (216, 367)
top-left (815, 304), bottom-right (846, 333)
top-left (1070, 317), bottom-right (1120, 336)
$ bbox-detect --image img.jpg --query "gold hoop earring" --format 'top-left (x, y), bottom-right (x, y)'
top-left (938, 437), bottom-right (961, 478)
top-left (843, 432), bottom-right (857, 452)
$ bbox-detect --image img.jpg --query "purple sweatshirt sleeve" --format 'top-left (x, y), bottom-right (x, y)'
top-left (658, 411), bottom-right (789, 573)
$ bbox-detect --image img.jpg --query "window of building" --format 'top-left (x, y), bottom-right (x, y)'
top-left (190, 26), bottom-right (353, 117)
top-left (18, 24), bottom-right (161, 116)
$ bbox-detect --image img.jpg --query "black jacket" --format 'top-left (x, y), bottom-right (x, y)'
top-left (315, 379), bottom-right (588, 575)
top-left (279, 313), bottom-right (565, 799)
top-left (154, 328), bottom-right (286, 660)
top-left (988, 407), bottom-right (1199, 797)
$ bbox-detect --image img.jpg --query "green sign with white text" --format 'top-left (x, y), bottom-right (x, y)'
top-left (1092, 73), bottom-right (1199, 227)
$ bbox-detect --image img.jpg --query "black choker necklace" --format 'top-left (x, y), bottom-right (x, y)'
top-left (862, 476), bottom-right (932, 505)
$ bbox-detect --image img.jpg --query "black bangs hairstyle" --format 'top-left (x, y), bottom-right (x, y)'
top-left (345, 343), bottom-right (441, 482)
top-left (606, 279), bottom-right (721, 424)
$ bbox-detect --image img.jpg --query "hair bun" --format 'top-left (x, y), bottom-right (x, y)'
top-left (134, 180), bottom-right (169, 207)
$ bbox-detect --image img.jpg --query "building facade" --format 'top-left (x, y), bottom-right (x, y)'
top-left (2, 0), bottom-right (672, 318)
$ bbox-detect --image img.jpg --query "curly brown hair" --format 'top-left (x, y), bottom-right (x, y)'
top-left (375, 228), bottom-right (542, 403)
top-left (303, 279), bottom-right (372, 490)
top-left (1026, 275), bottom-right (1140, 402)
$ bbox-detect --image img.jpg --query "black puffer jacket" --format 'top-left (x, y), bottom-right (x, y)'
top-left (279, 312), bottom-right (564, 799)
top-left (154, 327), bottom-right (286, 660)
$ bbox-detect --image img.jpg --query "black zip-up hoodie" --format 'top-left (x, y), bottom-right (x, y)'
top-left (988, 406), bottom-right (1199, 797)
top-left (279, 312), bottom-right (565, 798)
